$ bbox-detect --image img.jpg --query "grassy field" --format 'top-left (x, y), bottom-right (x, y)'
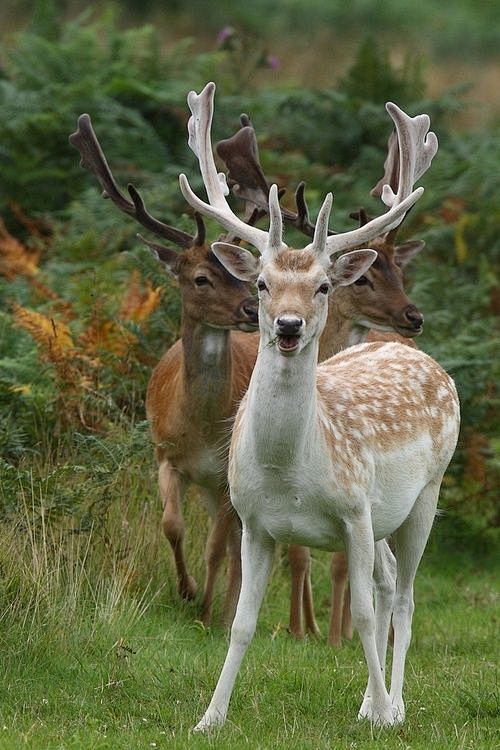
top-left (0, 479), bottom-right (498, 750)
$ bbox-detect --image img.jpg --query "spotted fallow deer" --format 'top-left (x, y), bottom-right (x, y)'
top-left (69, 115), bottom-right (260, 626)
top-left (179, 82), bottom-right (459, 730)
top-left (215, 112), bottom-right (430, 643)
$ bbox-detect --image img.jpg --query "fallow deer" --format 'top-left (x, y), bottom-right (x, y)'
top-left (215, 113), bottom-right (429, 643)
top-left (69, 115), bottom-right (259, 626)
top-left (179, 82), bottom-right (459, 730)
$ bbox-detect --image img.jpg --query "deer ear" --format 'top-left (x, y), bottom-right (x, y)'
top-left (329, 249), bottom-right (377, 287)
top-left (211, 241), bottom-right (261, 281)
top-left (138, 234), bottom-right (180, 276)
top-left (394, 240), bottom-right (425, 268)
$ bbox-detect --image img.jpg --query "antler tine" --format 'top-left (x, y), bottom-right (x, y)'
top-left (325, 186), bottom-right (423, 254)
top-left (371, 130), bottom-right (399, 200)
top-left (292, 182), bottom-right (338, 238)
top-left (69, 114), bottom-right (195, 249)
top-left (379, 103), bottom-right (438, 209)
top-left (349, 208), bottom-right (371, 227)
top-left (179, 82), bottom-right (280, 257)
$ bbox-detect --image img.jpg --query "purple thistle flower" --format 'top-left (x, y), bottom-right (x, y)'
top-left (216, 26), bottom-right (235, 46)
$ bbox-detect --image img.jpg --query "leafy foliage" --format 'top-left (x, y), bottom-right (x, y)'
top-left (0, 9), bottom-right (498, 550)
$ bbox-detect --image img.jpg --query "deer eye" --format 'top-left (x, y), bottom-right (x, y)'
top-left (194, 275), bottom-right (210, 286)
top-left (354, 275), bottom-right (369, 286)
top-left (317, 282), bottom-right (330, 295)
top-left (257, 279), bottom-right (268, 292)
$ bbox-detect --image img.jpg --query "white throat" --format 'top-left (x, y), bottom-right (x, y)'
top-left (245, 334), bottom-right (320, 466)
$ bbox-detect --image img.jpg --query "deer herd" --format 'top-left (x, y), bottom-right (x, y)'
top-left (70, 81), bottom-right (460, 730)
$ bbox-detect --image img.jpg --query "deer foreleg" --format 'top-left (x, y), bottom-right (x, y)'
top-left (193, 525), bottom-right (275, 732)
top-left (328, 551), bottom-right (350, 646)
top-left (344, 512), bottom-right (394, 726)
top-left (199, 496), bottom-right (240, 627)
top-left (288, 544), bottom-right (308, 638)
top-left (199, 496), bottom-right (232, 625)
top-left (159, 462), bottom-right (196, 599)
top-left (222, 507), bottom-right (242, 627)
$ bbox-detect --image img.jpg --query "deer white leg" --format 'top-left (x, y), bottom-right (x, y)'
top-left (374, 539), bottom-right (396, 672)
top-left (344, 512), bottom-right (394, 726)
top-left (193, 525), bottom-right (275, 732)
top-left (359, 539), bottom-right (396, 716)
top-left (390, 481), bottom-right (440, 722)
top-left (159, 463), bottom-right (196, 600)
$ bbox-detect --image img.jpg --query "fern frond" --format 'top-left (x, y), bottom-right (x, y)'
top-left (118, 270), bottom-right (163, 325)
top-left (79, 318), bottom-right (138, 358)
top-left (0, 219), bottom-right (40, 279)
top-left (12, 304), bottom-right (75, 359)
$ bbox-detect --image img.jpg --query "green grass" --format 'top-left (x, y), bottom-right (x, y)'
top-left (0, 490), bottom-right (498, 750)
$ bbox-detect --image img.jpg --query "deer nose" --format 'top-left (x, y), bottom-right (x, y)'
top-left (240, 298), bottom-right (259, 324)
top-left (276, 316), bottom-right (304, 335)
top-left (404, 306), bottom-right (424, 330)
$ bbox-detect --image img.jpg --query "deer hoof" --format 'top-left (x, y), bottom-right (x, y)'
top-left (192, 710), bottom-right (225, 733)
top-left (358, 697), bottom-right (398, 727)
top-left (178, 575), bottom-right (197, 600)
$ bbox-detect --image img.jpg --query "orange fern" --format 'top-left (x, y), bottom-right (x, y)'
top-left (0, 219), bottom-right (40, 279)
top-left (119, 270), bottom-right (163, 324)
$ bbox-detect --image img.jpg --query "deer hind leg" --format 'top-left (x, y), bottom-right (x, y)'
top-left (288, 544), bottom-right (320, 638)
top-left (344, 511), bottom-right (394, 726)
top-left (328, 551), bottom-right (350, 646)
top-left (390, 481), bottom-right (440, 723)
top-left (302, 557), bottom-right (321, 637)
top-left (358, 539), bottom-right (396, 718)
top-left (194, 525), bottom-right (275, 732)
top-left (159, 461), bottom-right (196, 600)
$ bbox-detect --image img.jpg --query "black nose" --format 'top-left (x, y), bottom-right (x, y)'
top-left (276, 316), bottom-right (304, 335)
top-left (404, 306), bottom-right (424, 330)
top-left (242, 299), bottom-right (258, 324)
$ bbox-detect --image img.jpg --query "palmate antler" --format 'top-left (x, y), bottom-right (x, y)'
top-left (179, 83), bottom-right (433, 262)
top-left (352, 106), bottom-right (438, 241)
top-left (179, 83), bottom-right (282, 258)
top-left (216, 115), bottom-right (334, 239)
top-left (376, 103), bottom-right (438, 209)
top-left (69, 114), bottom-right (205, 250)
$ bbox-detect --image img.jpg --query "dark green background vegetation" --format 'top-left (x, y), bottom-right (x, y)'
top-left (1, 1), bottom-right (498, 540)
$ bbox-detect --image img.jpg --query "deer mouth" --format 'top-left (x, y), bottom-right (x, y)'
top-left (396, 323), bottom-right (423, 337)
top-left (237, 318), bottom-right (259, 332)
top-left (277, 335), bottom-right (301, 354)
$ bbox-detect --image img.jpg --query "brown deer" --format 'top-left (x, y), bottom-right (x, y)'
top-left (215, 112), bottom-right (430, 642)
top-left (69, 115), bottom-right (259, 626)
top-left (181, 82), bottom-right (459, 731)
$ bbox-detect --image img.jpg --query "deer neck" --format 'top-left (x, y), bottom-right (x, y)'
top-left (318, 299), bottom-right (369, 361)
top-left (245, 334), bottom-right (320, 466)
top-left (181, 319), bottom-right (233, 421)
